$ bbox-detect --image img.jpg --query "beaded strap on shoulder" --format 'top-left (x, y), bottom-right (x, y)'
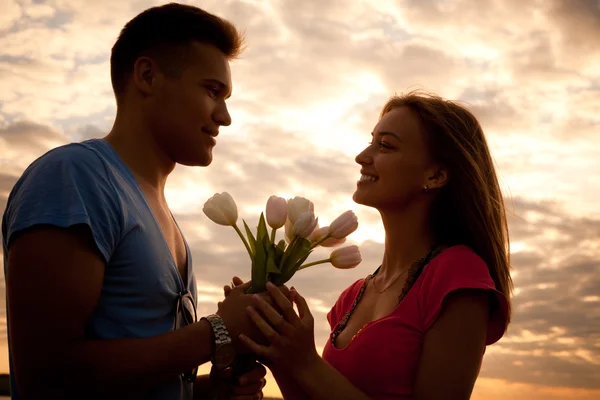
top-left (331, 277), bottom-right (371, 345)
top-left (330, 245), bottom-right (443, 346)
top-left (397, 245), bottom-right (443, 304)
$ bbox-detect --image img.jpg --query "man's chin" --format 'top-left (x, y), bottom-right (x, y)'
top-left (177, 152), bottom-right (213, 167)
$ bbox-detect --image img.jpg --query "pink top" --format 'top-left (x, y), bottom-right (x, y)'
top-left (322, 245), bottom-right (509, 399)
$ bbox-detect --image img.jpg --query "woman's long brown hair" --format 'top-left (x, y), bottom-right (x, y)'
top-left (381, 90), bottom-right (513, 323)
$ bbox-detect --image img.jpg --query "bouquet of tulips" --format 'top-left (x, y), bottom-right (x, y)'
top-left (202, 193), bottom-right (362, 294)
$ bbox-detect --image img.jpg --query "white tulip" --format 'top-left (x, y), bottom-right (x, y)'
top-left (287, 196), bottom-right (314, 225)
top-left (202, 192), bottom-right (238, 226)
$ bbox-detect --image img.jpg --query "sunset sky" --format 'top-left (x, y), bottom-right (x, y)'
top-left (1, 0), bottom-right (599, 398)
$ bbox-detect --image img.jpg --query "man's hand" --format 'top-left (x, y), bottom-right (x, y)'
top-left (223, 276), bottom-right (247, 297)
top-left (223, 277), bottom-right (293, 304)
top-left (229, 362), bottom-right (267, 400)
top-left (218, 277), bottom-right (293, 352)
top-left (217, 284), bottom-right (268, 352)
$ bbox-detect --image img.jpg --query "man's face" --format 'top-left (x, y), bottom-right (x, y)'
top-left (146, 42), bottom-right (233, 167)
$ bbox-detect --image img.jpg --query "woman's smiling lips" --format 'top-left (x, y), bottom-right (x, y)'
top-left (358, 173), bottom-right (379, 184)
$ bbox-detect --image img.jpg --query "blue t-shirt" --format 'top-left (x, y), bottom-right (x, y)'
top-left (2, 139), bottom-right (197, 399)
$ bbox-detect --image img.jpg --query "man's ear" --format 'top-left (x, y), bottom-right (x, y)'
top-left (131, 56), bottom-right (160, 97)
top-left (425, 166), bottom-right (449, 190)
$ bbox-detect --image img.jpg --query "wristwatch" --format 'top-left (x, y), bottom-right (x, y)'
top-left (202, 314), bottom-right (236, 370)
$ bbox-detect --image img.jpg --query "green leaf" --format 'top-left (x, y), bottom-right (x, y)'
top-left (289, 238), bottom-right (312, 272)
top-left (266, 256), bottom-right (280, 276)
top-left (275, 239), bottom-right (286, 266)
top-left (279, 236), bottom-right (298, 276)
top-left (265, 241), bottom-right (280, 275)
top-left (293, 250), bottom-right (312, 272)
top-left (243, 219), bottom-right (256, 256)
top-left (250, 237), bottom-right (267, 293)
top-left (277, 239), bottom-right (286, 251)
top-left (257, 213), bottom-right (268, 242)
top-left (274, 238), bottom-right (312, 286)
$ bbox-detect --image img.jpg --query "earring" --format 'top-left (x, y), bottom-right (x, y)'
top-left (423, 185), bottom-right (429, 192)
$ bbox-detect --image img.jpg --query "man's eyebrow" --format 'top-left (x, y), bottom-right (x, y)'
top-left (204, 78), bottom-right (232, 99)
top-left (372, 131), bottom-right (402, 141)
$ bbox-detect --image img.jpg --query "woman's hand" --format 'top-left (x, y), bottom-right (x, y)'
top-left (239, 282), bottom-right (320, 376)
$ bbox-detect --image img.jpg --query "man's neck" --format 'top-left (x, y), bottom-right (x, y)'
top-left (105, 112), bottom-right (175, 193)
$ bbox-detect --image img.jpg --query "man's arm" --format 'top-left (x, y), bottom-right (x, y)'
top-left (6, 224), bottom-right (214, 398)
top-left (193, 375), bottom-right (213, 400)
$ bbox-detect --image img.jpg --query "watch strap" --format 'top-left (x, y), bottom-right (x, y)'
top-left (204, 314), bottom-right (232, 346)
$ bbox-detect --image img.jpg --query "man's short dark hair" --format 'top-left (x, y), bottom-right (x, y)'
top-left (110, 3), bottom-right (244, 100)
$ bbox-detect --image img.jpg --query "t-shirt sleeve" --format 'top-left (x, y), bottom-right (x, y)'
top-left (417, 246), bottom-right (509, 345)
top-left (4, 144), bottom-right (122, 264)
top-left (327, 279), bottom-right (365, 330)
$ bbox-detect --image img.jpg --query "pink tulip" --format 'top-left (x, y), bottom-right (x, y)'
top-left (266, 196), bottom-right (287, 229)
top-left (328, 210), bottom-right (358, 239)
top-left (330, 245), bottom-right (362, 269)
top-left (293, 212), bottom-right (318, 238)
top-left (309, 226), bottom-right (346, 247)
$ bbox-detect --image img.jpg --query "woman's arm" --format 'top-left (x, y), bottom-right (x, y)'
top-left (240, 284), bottom-right (370, 400)
top-left (413, 289), bottom-right (490, 400)
top-left (270, 368), bottom-right (311, 400)
top-left (294, 357), bottom-right (370, 400)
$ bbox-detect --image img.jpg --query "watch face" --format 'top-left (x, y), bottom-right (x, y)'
top-left (214, 343), bottom-right (236, 368)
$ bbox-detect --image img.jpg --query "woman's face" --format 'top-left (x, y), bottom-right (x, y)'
top-left (353, 106), bottom-right (438, 210)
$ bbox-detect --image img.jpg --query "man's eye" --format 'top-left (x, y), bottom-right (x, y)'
top-left (207, 86), bottom-right (219, 96)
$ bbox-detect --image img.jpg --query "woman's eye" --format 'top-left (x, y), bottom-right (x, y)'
top-left (368, 140), bottom-right (391, 149)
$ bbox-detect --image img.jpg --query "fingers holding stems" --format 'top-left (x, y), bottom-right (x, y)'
top-left (239, 283), bottom-right (317, 370)
top-left (230, 363), bottom-right (267, 399)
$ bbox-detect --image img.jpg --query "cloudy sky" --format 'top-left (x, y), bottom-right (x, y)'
top-left (1, 0), bottom-right (599, 398)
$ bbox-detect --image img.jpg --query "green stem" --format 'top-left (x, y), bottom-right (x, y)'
top-left (270, 227), bottom-right (277, 244)
top-left (310, 233), bottom-right (332, 249)
top-left (298, 258), bottom-right (331, 270)
top-left (233, 224), bottom-right (253, 260)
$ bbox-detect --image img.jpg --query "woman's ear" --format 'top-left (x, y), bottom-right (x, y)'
top-left (426, 166), bottom-right (449, 190)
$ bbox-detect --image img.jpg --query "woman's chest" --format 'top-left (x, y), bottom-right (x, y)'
top-left (334, 289), bottom-right (402, 348)
top-left (324, 316), bottom-right (424, 399)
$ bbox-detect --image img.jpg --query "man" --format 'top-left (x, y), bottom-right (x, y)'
top-left (2, 3), bottom-right (267, 399)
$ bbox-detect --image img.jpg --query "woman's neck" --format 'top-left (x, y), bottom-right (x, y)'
top-left (378, 204), bottom-right (436, 281)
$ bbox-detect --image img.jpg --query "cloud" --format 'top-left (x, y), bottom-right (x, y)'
top-left (548, 0), bottom-right (600, 71)
top-left (1, 0), bottom-right (599, 396)
top-left (0, 121), bottom-right (68, 173)
top-left (0, 0), bottom-right (21, 30)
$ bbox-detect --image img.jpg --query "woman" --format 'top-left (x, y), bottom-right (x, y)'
top-left (238, 91), bottom-right (512, 399)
